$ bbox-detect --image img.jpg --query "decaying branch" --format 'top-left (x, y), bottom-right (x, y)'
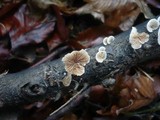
top-left (0, 19), bottom-right (160, 108)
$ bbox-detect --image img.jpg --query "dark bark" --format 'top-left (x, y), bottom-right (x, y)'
top-left (0, 109), bottom-right (19, 120)
top-left (0, 19), bottom-right (159, 107)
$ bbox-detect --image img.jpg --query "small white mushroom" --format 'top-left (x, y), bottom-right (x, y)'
top-left (98, 46), bottom-right (106, 51)
top-left (129, 27), bottom-right (138, 41)
top-left (158, 27), bottom-right (160, 45)
top-left (146, 18), bottom-right (159, 32)
top-left (107, 36), bottom-right (115, 44)
top-left (62, 73), bottom-right (72, 87)
top-left (103, 37), bottom-right (108, 45)
top-left (129, 27), bottom-right (149, 49)
top-left (103, 36), bottom-right (115, 45)
top-left (62, 49), bottom-right (90, 76)
top-left (95, 51), bottom-right (107, 63)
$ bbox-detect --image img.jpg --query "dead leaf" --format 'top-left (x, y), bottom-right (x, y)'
top-left (1, 4), bottom-right (56, 50)
top-left (72, 25), bottom-right (114, 48)
top-left (116, 99), bottom-right (153, 114)
top-left (105, 3), bottom-right (140, 31)
top-left (59, 113), bottom-right (77, 120)
top-left (0, 0), bottom-right (22, 19)
top-left (118, 71), bottom-right (156, 113)
top-left (74, 0), bottom-right (153, 22)
top-left (46, 32), bottom-right (62, 51)
top-left (153, 75), bottom-right (160, 94)
top-left (52, 6), bottom-right (69, 41)
top-left (97, 70), bottom-right (156, 116)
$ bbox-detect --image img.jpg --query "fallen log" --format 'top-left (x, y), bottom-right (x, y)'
top-left (0, 18), bottom-right (159, 108)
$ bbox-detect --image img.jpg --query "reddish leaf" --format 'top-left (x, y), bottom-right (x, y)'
top-left (0, 1), bottom-right (22, 19)
top-left (46, 32), bottom-right (62, 51)
top-left (52, 6), bottom-right (69, 41)
top-left (0, 45), bottom-right (10, 59)
top-left (153, 75), bottom-right (160, 94)
top-left (1, 5), bottom-right (56, 50)
top-left (67, 40), bottom-right (85, 49)
top-left (89, 85), bottom-right (108, 104)
top-left (72, 25), bottom-right (114, 48)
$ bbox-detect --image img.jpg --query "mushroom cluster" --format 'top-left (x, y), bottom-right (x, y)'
top-left (103, 36), bottom-right (115, 45)
top-left (95, 35), bottom-right (115, 63)
top-left (62, 49), bottom-right (90, 76)
top-left (129, 27), bottom-right (149, 49)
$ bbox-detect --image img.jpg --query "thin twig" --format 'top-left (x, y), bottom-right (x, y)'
top-left (32, 46), bottom-right (68, 67)
top-left (46, 84), bottom-right (90, 120)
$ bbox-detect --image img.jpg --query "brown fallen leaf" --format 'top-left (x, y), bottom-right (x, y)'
top-left (74, 0), bottom-right (153, 22)
top-left (105, 3), bottom-right (140, 31)
top-left (118, 71), bottom-right (156, 113)
top-left (72, 25), bottom-right (114, 48)
top-left (97, 70), bottom-right (156, 116)
top-left (59, 113), bottom-right (77, 120)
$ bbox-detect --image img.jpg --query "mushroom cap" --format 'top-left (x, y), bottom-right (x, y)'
top-left (103, 36), bottom-right (115, 45)
top-left (98, 46), bottom-right (106, 51)
top-left (107, 36), bottom-right (115, 44)
top-left (62, 49), bottom-right (90, 76)
top-left (129, 27), bottom-right (149, 49)
top-left (103, 37), bottom-right (108, 45)
top-left (129, 27), bottom-right (138, 43)
top-left (64, 63), bottom-right (85, 76)
top-left (146, 18), bottom-right (159, 32)
top-left (95, 51), bottom-right (107, 63)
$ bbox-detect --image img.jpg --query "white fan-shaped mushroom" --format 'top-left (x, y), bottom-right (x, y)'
top-left (62, 49), bottom-right (90, 76)
top-left (107, 36), bottom-right (115, 44)
top-left (129, 27), bottom-right (149, 49)
top-left (146, 19), bottom-right (159, 32)
top-left (103, 37), bottom-right (108, 45)
top-left (95, 51), bottom-right (107, 63)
